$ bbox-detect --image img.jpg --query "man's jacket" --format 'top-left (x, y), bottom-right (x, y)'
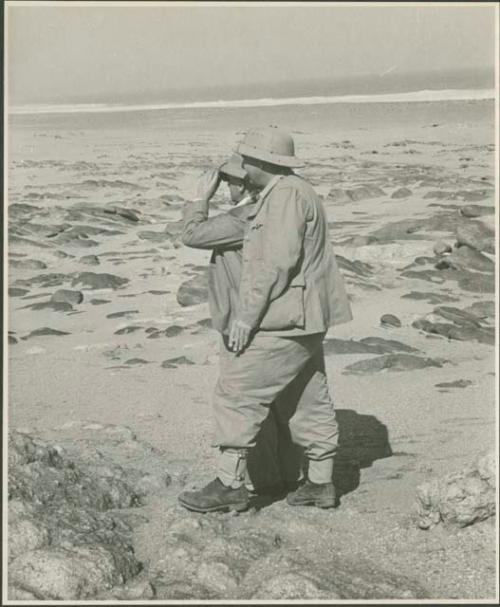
top-left (238, 174), bottom-right (353, 335)
top-left (182, 175), bottom-right (353, 336)
top-left (182, 197), bottom-right (255, 335)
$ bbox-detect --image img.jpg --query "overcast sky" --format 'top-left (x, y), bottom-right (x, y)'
top-left (6, 3), bottom-right (497, 104)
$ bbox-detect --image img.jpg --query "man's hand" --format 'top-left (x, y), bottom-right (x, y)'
top-left (195, 168), bottom-right (221, 202)
top-left (229, 319), bottom-right (252, 354)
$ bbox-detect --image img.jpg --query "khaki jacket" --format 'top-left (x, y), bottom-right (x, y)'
top-left (182, 197), bottom-right (256, 334)
top-left (238, 174), bottom-right (353, 334)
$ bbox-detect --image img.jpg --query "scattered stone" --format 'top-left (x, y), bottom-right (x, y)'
top-left (416, 451), bottom-right (495, 529)
top-left (14, 273), bottom-right (68, 289)
top-left (125, 358), bottom-right (149, 365)
top-left (343, 354), bottom-right (446, 374)
top-left (107, 310), bottom-right (139, 319)
top-left (161, 356), bottom-right (195, 368)
top-left (9, 287), bottom-right (29, 297)
top-left (148, 290), bottom-right (170, 295)
top-left (165, 325), bottom-right (184, 337)
top-left (435, 379), bottom-right (473, 389)
top-left (459, 204), bottom-right (495, 218)
top-left (433, 306), bottom-right (483, 328)
top-left (391, 187), bottom-right (412, 199)
top-left (90, 299), bottom-right (110, 305)
top-left (24, 301), bottom-right (73, 312)
top-left (80, 255), bottom-right (100, 266)
top-left (196, 318), bottom-right (212, 328)
top-left (463, 301), bottom-right (495, 320)
top-left (433, 241), bottom-right (452, 256)
top-left (27, 328), bottom-right (70, 338)
top-left (104, 206), bottom-right (141, 223)
top-left (71, 272), bottom-right (129, 290)
top-left (138, 230), bottom-right (168, 243)
top-left (335, 255), bottom-right (373, 278)
top-left (177, 273), bottom-right (208, 307)
top-left (9, 335), bottom-right (18, 345)
top-left (115, 326), bottom-right (142, 335)
top-left (51, 289), bottom-right (84, 305)
top-left (455, 220), bottom-right (495, 254)
top-left (338, 235), bottom-right (380, 247)
top-left (9, 259), bottom-right (48, 270)
top-left (380, 314), bottom-right (401, 328)
top-left (437, 246), bottom-right (494, 274)
top-left (346, 185), bottom-right (386, 201)
top-left (412, 317), bottom-right (494, 345)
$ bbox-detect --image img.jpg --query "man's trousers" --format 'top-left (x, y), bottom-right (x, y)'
top-left (213, 332), bottom-right (338, 487)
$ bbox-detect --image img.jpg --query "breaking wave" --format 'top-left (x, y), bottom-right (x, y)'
top-left (9, 88), bottom-right (495, 115)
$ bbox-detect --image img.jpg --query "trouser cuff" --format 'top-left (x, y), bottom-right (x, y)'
top-left (308, 457), bottom-right (334, 484)
top-left (217, 448), bottom-right (248, 488)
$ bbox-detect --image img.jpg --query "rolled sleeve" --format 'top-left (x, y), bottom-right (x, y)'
top-left (182, 200), bottom-right (251, 250)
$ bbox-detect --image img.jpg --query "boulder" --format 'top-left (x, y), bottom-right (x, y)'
top-left (433, 241), bottom-right (452, 256)
top-left (391, 187), bottom-right (412, 199)
top-left (51, 289), bottom-right (84, 305)
top-left (71, 272), bottom-right (129, 290)
top-left (380, 314), bottom-right (401, 328)
top-left (416, 451), bottom-right (495, 529)
top-left (80, 255), bottom-right (100, 266)
top-left (455, 220), bottom-right (495, 254)
top-left (176, 273), bottom-right (208, 307)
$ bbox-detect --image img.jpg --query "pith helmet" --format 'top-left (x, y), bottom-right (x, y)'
top-left (237, 125), bottom-right (304, 168)
top-left (219, 153), bottom-right (247, 181)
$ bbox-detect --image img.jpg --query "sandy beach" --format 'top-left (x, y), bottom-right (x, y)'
top-left (7, 98), bottom-right (497, 600)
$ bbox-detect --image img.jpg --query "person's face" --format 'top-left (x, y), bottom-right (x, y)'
top-left (241, 156), bottom-right (265, 187)
top-left (226, 176), bottom-right (247, 204)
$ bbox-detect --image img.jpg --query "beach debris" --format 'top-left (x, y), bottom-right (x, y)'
top-left (416, 451), bottom-right (495, 529)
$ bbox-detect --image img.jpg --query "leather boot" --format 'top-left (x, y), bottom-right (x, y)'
top-left (286, 480), bottom-right (337, 509)
top-left (178, 478), bottom-right (249, 513)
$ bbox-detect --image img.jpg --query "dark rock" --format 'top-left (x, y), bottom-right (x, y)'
top-left (380, 314), bottom-right (401, 328)
top-left (103, 206), bottom-right (141, 222)
top-left (433, 241), bottom-right (452, 256)
top-left (107, 310), bottom-right (139, 319)
top-left (433, 306), bottom-right (483, 328)
top-left (14, 273), bottom-right (68, 289)
top-left (27, 328), bottom-right (70, 338)
top-left (459, 204), bottom-right (495, 218)
top-left (9, 259), bottom-right (48, 270)
top-left (161, 356), bottom-right (195, 368)
top-left (457, 270), bottom-right (495, 294)
top-left (335, 255), bottom-right (373, 277)
top-left (124, 358), bottom-right (149, 365)
top-left (440, 245), bottom-right (494, 274)
top-left (138, 231), bottom-right (169, 243)
top-left (401, 291), bottom-right (458, 304)
top-left (148, 290), bottom-right (170, 295)
top-left (328, 188), bottom-right (352, 204)
top-left (9, 287), bottom-right (29, 297)
top-left (115, 326), bottom-right (142, 335)
top-left (9, 335), bottom-right (18, 345)
top-left (416, 451), bottom-right (495, 529)
top-left (197, 318), bottom-right (212, 328)
top-left (463, 301), bottom-right (495, 320)
top-left (51, 289), bottom-right (84, 305)
top-left (343, 354), bottom-right (446, 374)
top-left (337, 235), bottom-right (379, 247)
top-left (324, 337), bottom-right (417, 356)
top-left (71, 272), bottom-right (129, 290)
top-left (165, 325), bottom-right (184, 337)
top-left (435, 379), bottom-right (473, 389)
top-left (176, 273), bottom-right (208, 307)
top-left (80, 255), bottom-right (100, 266)
top-left (412, 317), bottom-right (494, 345)
top-left (391, 187), bottom-right (412, 199)
top-left (24, 301), bottom-right (74, 312)
top-left (346, 185), bottom-right (386, 201)
top-left (90, 298), bottom-right (110, 305)
top-left (455, 220), bottom-right (495, 254)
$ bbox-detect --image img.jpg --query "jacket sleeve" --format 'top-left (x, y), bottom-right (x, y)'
top-left (238, 187), bottom-right (307, 328)
top-left (181, 200), bottom-right (249, 250)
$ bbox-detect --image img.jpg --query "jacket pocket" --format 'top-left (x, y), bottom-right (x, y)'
top-left (260, 284), bottom-right (305, 331)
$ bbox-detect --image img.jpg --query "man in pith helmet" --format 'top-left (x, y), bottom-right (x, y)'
top-left (181, 152), bottom-right (303, 498)
top-left (179, 127), bottom-right (352, 512)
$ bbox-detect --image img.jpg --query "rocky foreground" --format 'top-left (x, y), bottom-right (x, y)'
top-left (8, 425), bottom-right (494, 600)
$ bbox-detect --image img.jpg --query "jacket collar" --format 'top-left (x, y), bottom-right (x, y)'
top-left (248, 175), bottom-right (284, 218)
